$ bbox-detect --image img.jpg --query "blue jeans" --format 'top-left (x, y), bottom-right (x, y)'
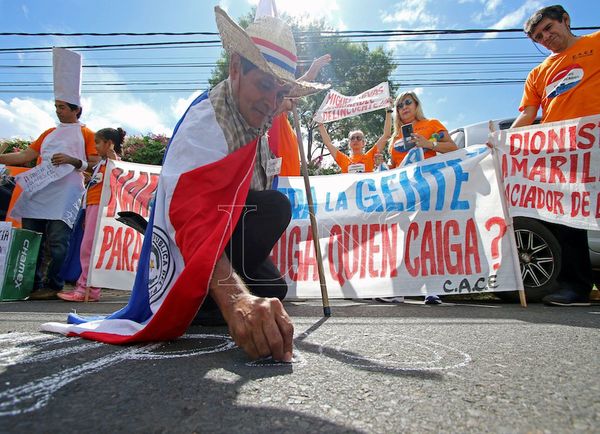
top-left (21, 218), bottom-right (72, 291)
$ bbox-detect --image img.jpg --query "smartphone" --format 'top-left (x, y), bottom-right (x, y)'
top-left (400, 123), bottom-right (416, 151)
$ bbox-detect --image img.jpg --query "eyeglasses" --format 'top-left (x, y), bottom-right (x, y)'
top-left (396, 98), bottom-right (415, 109)
top-left (349, 135), bottom-right (364, 141)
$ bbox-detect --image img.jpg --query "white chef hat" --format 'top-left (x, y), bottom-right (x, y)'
top-left (53, 47), bottom-right (82, 107)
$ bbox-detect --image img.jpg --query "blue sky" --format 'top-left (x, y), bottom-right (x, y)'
top-left (0, 0), bottom-right (599, 140)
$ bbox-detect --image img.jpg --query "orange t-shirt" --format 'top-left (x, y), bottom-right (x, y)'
top-left (388, 118), bottom-right (447, 168)
top-left (29, 125), bottom-right (97, 164)
top-left (520, 31), bottom-right (600, 123)
top-left (86, 162), bottom-right (107, 206)
top-left (269, 113), bottom-right (301, 176)
top-left (335, 144), bottom-right (378, 173)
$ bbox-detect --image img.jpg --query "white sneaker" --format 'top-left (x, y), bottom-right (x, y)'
top-left (373, 296), bottom-right (405, 303)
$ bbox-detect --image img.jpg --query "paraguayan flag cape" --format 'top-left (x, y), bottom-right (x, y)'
top-left (42, 91), bottom-right (258, 343)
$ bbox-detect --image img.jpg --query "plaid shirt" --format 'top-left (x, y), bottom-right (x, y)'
top-left (209, 79), bottom-right (274, 190)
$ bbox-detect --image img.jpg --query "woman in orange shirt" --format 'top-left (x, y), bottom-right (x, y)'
top-left (388, 91), bottom-right (457, 169)
top-left (52, 127), bottom-right (125, 302)
top-left (316, 104), bottom-right (392, 173)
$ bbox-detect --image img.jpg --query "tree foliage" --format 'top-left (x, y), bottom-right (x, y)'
top-left (121, 133), bottom-right (169, 165)
top-left (208, 11), bottom-right (396, 173)
top-left (1, 135), bottom-right (170, 167)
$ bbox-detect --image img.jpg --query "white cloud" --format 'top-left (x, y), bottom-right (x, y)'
top-left (0, 98), bottom-right (55, 140)
top-left (492, 1), bottom-right (540, 29)
top-left (482, 0), bottom-right (542, 38)
top-left (21, 4), bottom-right (29, 18)
top-left (247, 0), bottom-right (343, 27)
top-left (0, 94), bottom-right (175, 140)
top-left (83, 65), bottom-right (175, 137)
top-left (172, 91), bottom-right (202, 119)
top-left (84, 96), bottom-right (173, 137)
top-left (380, 0), bottom-right (441, 56)
top-left (484, 0), bottom-right (503, 15)
top-left (381, 0), bottom-right (438, 26)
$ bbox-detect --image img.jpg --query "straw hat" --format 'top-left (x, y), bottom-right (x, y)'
top-left (214, 6), bottom-right (328, 98)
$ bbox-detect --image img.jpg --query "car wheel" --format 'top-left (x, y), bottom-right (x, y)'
top-left (496, 217), bottom-right (561, 302)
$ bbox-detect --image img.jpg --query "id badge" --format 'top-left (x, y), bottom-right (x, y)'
top-left (266, 157), bottom-right (282, 177)
top-left (347, 163), bottom-right (366, 173)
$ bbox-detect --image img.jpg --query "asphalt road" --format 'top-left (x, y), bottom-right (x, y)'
top-left (0, 294), bottom-right (599, 433)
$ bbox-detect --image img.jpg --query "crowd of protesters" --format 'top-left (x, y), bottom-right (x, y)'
top-left (0, 4), bottom-right (598, 361)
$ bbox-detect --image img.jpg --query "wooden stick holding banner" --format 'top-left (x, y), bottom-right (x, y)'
top-left (291, 103), bottom-right (331, 317)
top-left (489, 125), bottom-right (527, 307)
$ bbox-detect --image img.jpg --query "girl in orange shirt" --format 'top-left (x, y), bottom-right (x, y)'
top-left (54, 127), bottom-right (125, 302)
top-left (316, 104), bottom-right (393, 173)
top-left (388, 91), bottom-right (457, 169)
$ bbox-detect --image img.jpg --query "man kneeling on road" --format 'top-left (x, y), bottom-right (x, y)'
top-left (42, 6), bottom-right (327, 361)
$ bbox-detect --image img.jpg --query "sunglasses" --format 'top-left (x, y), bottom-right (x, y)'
top-left (396, 98), bottom-right (415, 109)
top-left (349, 135), bottom-right (364, 141)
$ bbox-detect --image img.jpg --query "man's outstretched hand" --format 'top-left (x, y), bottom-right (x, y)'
top-left (222, 293), bottom-right (293, 362)
top-left (210, 254), bottom-right (294, 362)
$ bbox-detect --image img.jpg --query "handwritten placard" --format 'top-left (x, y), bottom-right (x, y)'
top-left (15, 162), bottom-right (73, 193)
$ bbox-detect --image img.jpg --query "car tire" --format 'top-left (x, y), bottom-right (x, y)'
top-left (496, 217), bottom-right (561, 303)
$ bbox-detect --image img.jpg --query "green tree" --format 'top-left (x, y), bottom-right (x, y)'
top-left (209, 11), bottom-right (396, 173)
top-left (121, 133), bottom-right (169, 165)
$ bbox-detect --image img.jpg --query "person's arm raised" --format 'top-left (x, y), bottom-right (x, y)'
top-left (374, 108), bottom-right (393, 153)
top-left (299, 54), bottom-right (331, 82)
top-left (317, 123), bottom-right (339, 159)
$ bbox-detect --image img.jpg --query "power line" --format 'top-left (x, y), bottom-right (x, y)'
top-left (0, 26), bottom-right (597, 37)
top-left (1, 25), bottom-right (598, 53)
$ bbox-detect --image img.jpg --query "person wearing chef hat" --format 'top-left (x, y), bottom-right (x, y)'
top-left (0, 47), bottom-right (99, 300)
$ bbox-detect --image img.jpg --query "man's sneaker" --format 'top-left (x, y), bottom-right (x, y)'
top-left (373, 296), bottom-right (405, 303)
top-left (425, 295), bottom-right (442, 305)
top-left (27, 289), bottom-right (60, 301)
top-left (542, 289), bottom-right (590, 306)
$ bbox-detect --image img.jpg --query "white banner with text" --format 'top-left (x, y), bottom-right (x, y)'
top-left (272, 146), bottom-right (522, 299)
top-left (88, 160), bottom-right (160, 290)
top-left (494, 114), bottom-right (600, 230)
top-left (313, 82), bottom-right (390, 124)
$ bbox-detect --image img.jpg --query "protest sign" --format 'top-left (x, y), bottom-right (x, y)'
top-left (14, 162), bottom-right (72, 193)
top-left (88, 160), bottom-right (160, 290)
top-left (314, 82), bottom-right (390, 123)
top-left (273, 146), bottom-right (521, 299)
top-left (494, 114), bottom-right (600, 231)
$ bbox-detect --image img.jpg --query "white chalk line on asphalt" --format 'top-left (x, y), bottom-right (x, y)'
top-left (0, 328), bottom-right (473, 415)
top-left (0, 333), bottom-right (234, 416)
top-left (316, 333), bottom-right (472, 371)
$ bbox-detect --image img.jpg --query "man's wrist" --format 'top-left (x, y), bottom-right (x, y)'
top-left (79, 160), bottom-right (88, 171)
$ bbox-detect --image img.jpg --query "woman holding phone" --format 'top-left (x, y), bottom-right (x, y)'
top-left (388, 91), bottom-right (457, 168)
top-left (388, 91), bottom-right (457, 305)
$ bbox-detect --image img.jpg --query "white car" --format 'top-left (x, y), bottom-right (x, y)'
top-left (450, 119), bottom-right (600, 301)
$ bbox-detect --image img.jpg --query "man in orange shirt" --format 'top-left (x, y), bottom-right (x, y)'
top-left (512, 5), bottom-right (600, 306)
